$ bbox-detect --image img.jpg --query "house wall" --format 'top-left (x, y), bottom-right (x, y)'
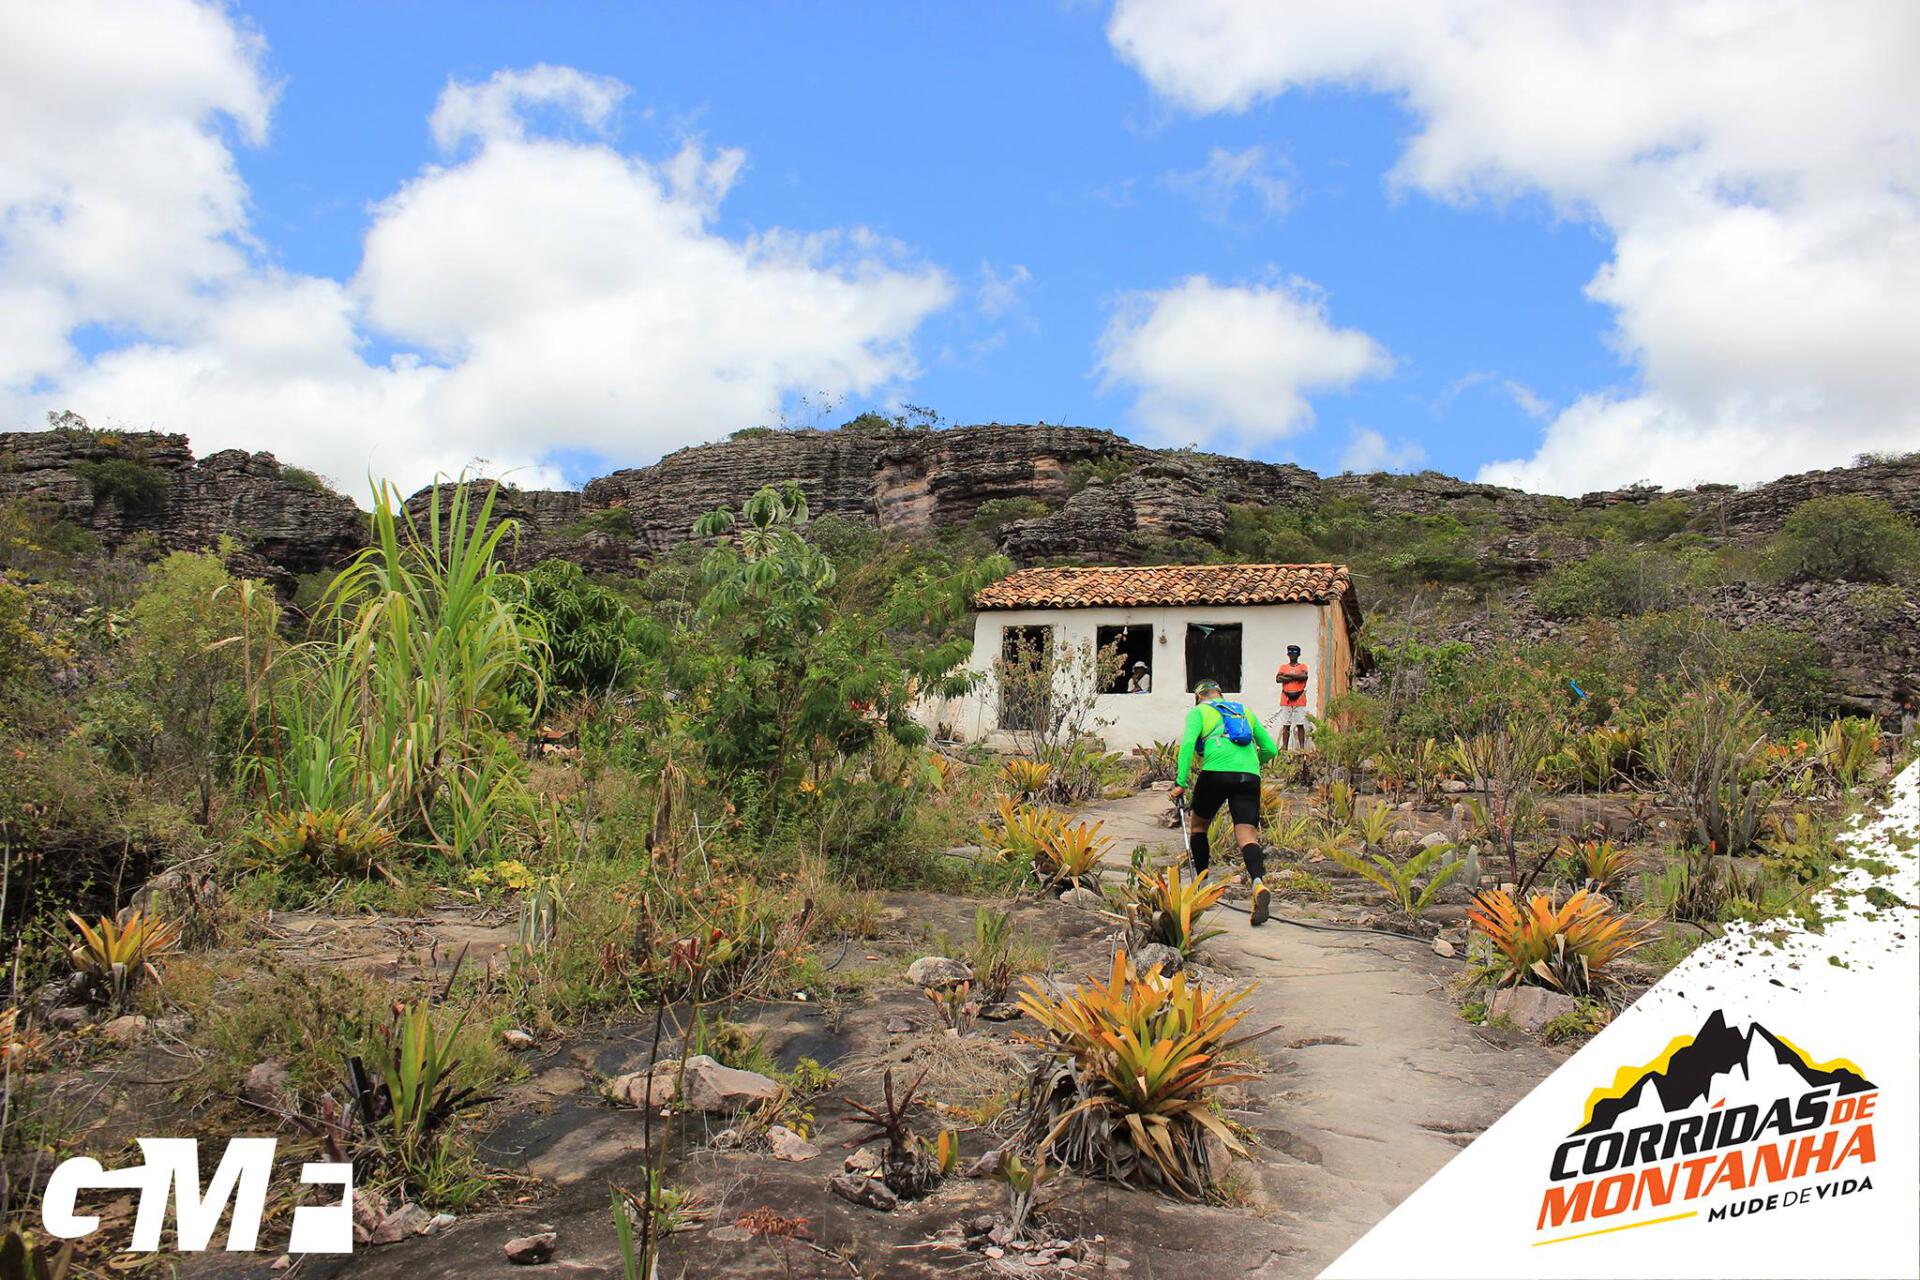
top-left (920, 601), bottom-right (1345, 753)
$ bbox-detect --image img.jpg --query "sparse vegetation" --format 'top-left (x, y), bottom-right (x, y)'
top-left (2, 429), bottom-right (1908, 1273)
top-left (74, 457), bottom-right (170, 515)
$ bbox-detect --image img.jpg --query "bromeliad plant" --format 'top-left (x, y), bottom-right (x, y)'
top-left (1558, 839), bottom-right (1638, 895)
top-left (1121, 867), bottom-right (1228, 955)
top-left (978, 796), bottom-right (1064, 868)
top-left (997, 1149), bottom-right (1053, 1240)
top-left (999, 757), bottom-right (1055, 799)
top-left (1036, 818), bottom-right (1110, 890)
top-left (1126, 864), bottom-right (1227, 958)
top-left (971, 907), bottom-right (1017, 1001)
top-left (843, 1068), bottom-right (943, 1200)
top-left (1322, 835), bottom-right (1462, 926)
top-left (347, 1001), bottom-right (496, 1189)
top-left (1812, 717), bottom-right (1879, 790)
top-left (1017, 952), bottom-right (1257, 1198)
top-left (1352, 801), bottom-right (1400, 853)
top-left (67, 908), bottom-right (183, 1013)
top-left (244, 806), bottom-right (400, 881)
top-left (1651, 687), bottom-right (1775, 859)
top-left (1466, 888), bottom-right (1651, 995)
top-left (1136, 739), bottom-right (1179, 784)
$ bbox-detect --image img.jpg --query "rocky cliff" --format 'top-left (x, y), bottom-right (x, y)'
top-left (5, 419), bottom-right (1915, 712)
top-left (0, 422), bottom-right (363, 587)
top-left (13, 419), bottom-right (1915, 577)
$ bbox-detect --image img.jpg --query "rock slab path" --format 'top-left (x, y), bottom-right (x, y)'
top-left (1078, 789), bottom-right (1567, 1277)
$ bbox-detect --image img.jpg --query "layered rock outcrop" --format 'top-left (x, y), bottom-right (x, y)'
top-left (7, 415), bottom-right (1917, 580)
top-left (0, 423), bottom-right (363, 585)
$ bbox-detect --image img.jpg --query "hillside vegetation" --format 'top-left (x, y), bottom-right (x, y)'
top-left (1, 423), bottom-right (1917, 1274)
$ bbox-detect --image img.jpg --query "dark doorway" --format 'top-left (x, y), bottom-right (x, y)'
top-left (997, 624), bottom-right (1053, 732)
top-left (1185, 623), bottom-right (1243, 693)
top-left (1096, 624), bottom-right (1155, 693)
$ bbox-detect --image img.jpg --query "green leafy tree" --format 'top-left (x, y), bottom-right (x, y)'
top-left (512, 560), bottom-right (659, 700)
top-left (95, 548), bottom-right (278, 823)
top-left (75, 457), bottom-right (171, 515)
top-left (1767, 495), bottom-right (1920, 584)
top-left (681, 483), bottom-right (992, 821)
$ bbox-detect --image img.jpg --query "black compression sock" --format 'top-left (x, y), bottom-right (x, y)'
top-left (1190, 831), bottom-right (1210, 874)
top-left (1240, 843), bottom-right (1268, 883)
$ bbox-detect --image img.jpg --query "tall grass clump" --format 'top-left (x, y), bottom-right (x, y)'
top-left (245, 480), bottom-right (547, 866)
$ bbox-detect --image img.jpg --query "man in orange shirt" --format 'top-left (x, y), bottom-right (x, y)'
top-left (1273, 644), bottom-right (1309, 751)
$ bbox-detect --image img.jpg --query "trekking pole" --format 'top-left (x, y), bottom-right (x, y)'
top-left (1175, 796), bottom-right (1192, 863)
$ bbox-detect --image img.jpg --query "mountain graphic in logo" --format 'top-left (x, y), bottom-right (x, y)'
top-left (1575, 1010), bottom-right (1874, 1135)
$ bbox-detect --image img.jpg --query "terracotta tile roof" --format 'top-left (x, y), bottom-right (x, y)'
top-left (974, 563), bottom-right (1357, 616)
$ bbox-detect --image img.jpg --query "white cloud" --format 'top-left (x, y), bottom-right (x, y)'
top-left (1502, 379), bottom-right (1550, 421)
top-left (1432, 371), bottom-right (1552, 421)
top-left (1096, 275), bottom-right (1391, 448)
top-left (0, 0), bottom-right (270, 387)
top-left (976, 262), bottom-right (1034, 320)
top-left (2, 6), bottom-right (952, 494)
top-left (1109, 0), bottom-right (1920, 493)
top-left (1339, 426), bottom-right (1425, 474)
top-left (1164, 145), bottom-right (1291, 224)
top-left (428, 64), bottom-right (627, 152)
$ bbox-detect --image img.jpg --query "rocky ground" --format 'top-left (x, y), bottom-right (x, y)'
top-left (23, 782), bottom-right (1568, 1280)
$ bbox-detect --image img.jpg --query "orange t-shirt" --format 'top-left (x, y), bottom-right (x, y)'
top-left (1277, 662), bottom-right (1309, 703)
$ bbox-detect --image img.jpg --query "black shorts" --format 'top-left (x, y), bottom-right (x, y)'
top-left (1190, 771), bottom-right (1260, 828)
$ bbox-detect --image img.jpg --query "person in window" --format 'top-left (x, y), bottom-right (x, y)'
top-left (1273, 644), bottom-right (1310, 751)
top-left (1126, 660), bottom-right (1151, 693)
top-left (1171, 679), bottom-right (1281, 926)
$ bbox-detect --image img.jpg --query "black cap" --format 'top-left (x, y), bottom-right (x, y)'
top-left (1286, 644), bottom-right (1301, 655)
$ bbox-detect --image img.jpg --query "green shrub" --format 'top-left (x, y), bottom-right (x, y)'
top-left (512, 559), bottom-right (655, 698)
top-left (969, 496), bottom-right (1048, 536)
top-left (278, 464), bottom-right (333, 494)
top-left (1066, 457), bottom-right (1138, 494)
top-left (1586, 496), bottom-right (1692, 543)
top-left (1536, 546), bottom-right (1681, 620)
top-left (558, 507), bottom-right (636, 541)
top-left (75, 457), bottom-right (171, 514)
top-left (1, 499), bottom-right (99, 571)
top-left (1766, 495), bottom-right (1920, 584)
top-left (89, 550), bottom-right (278, 822)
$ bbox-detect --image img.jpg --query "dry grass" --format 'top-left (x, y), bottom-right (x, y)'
top-left (834, 1031), bottom-right (1030, 1133)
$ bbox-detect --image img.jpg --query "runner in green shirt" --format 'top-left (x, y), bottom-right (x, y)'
top-left (1171, 679), bottom-right (1281, 926)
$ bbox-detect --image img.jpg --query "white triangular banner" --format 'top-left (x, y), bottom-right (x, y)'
top-left (1324, 761), bottom-right (1920, 1280)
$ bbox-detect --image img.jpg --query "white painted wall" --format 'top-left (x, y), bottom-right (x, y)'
top-left (918, 601), bottom-right (1330, 753)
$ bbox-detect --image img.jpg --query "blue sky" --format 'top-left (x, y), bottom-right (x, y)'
top-left (237, 1), bottom-right (1610, 484)
top-left (5, 1), bottom-right (1914, 495)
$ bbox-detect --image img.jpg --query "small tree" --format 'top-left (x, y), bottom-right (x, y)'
top-left (108, 548), bottom-right (278, 823)
top-left (1767, 495), bottom-right (1920, 584)
top-left (511, 559), bottom-right (658, 700)
top-left (683, 483), bottom-right (991, 828)
top-left (991, 632), bottom-right (1126, 761)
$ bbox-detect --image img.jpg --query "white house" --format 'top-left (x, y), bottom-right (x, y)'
top-left (924, 563), bottom-right (1361, 753)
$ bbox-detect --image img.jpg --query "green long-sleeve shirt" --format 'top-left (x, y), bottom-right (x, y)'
top-left (1175, 700), bottom-right (1279, 786)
